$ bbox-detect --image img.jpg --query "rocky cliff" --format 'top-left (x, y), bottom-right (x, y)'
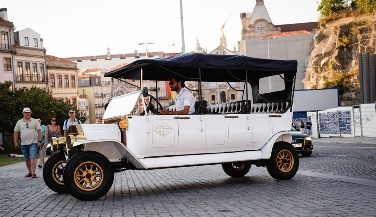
top-left (303, 14), bottom-right (376, 105)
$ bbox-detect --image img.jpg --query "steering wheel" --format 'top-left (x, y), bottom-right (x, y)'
top-left (142, 87), bottom-right (163, 115)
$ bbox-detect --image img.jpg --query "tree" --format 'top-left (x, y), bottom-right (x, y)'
top-left (318, 0), bottom-right (349, 16)
top-left (0, 81), bottom-right (86, 147)
top-left (351, 0), bottom-right (376, 13)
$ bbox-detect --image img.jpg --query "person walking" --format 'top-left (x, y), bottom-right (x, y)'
top-left (300, 119), bottom-right (305, 134)
top-left (13, 107), bottom-right (42, 178)
top-left (38, 118), bottom-right (57, 168)
top-left (63, 109), bottom-right (81, 137)
top-left (305, 117), bottom-right (312, 136)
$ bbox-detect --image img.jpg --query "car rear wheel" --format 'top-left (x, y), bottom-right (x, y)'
top-left (222, 162), bottom-right (251, 178)
top-left (63, 151), bottom-right (114, 201)
top-left (43, 151), bottom-right (67, 193)
top-left (267, 142), bottom-right (299, 180)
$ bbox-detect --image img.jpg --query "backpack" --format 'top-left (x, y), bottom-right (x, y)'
top-left (64, 119), bottom-right (81, 130)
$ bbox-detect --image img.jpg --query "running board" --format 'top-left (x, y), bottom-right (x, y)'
top-left (139, 151), bottom-right (263, 169)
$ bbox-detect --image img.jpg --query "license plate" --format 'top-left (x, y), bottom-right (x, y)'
top-left (293, 143), bottom-right (303, 148)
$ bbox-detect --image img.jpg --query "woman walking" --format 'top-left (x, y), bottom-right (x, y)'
top-left (39, 116), bottom-right (61, 168)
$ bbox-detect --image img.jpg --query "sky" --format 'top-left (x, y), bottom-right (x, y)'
top-left (2, 0), bottom-right (320, 58)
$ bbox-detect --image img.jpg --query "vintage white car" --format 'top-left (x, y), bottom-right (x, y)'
top-left (43, 52), bottom-right (299, 201)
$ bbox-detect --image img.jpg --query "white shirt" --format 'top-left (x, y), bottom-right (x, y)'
top-left (175, 87), bottom-right (195, 114)
top-left (63, 118), bottom-right (81, 132)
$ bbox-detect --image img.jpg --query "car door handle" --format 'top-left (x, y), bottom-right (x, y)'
top-left (225, 116), bottom-right (239, 118)
top-left (269, 115), bottom-right (282, 117)
top-left (174, 117), bottom-right (190, 119)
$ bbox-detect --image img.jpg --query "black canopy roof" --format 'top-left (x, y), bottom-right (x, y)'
top-left (104, 52), bottom-right (298, 82)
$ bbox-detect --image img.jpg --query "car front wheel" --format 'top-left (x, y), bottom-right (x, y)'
top-left (63, 151), bottom-right (114, 201)
top-left (222, 162), bottom-right (251, 178)
top-left (267, 142), bottom-right (299, 180)
top-left (43, 151), bottom-right (67, 193)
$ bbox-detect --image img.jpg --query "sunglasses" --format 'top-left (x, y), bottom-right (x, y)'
top-left (69, 112), bottom-right (75, 114)
top-left (26, 123), bottom-right (29, 128)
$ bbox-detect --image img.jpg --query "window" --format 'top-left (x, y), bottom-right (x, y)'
top-left (50, 74), bottom-right (55, 87)
top-left (4, 58), bottom-right (11, 71)
top-left (39, 64), bottom-right (45, 82)
top-left (24, 37), bottom-right (29, 46)
top-left (33, 38), bottom-right (38, 47)
top-left (64, 75), bottom-right (69, 88)
top-left (220, 91), bottom-right (226, 103)
top-left (211, 95), bottom-right (215, 101)
top-left (257, 24), bottom-right (265, 33)
top-left (32, 63), bottom-right (38, 81)
top-left (1, 32), bottom-right (9, 49)
top-left (25, 62), bottom-right (31, 81)
top-left (231, 94), bottom-right (236, 100)
top-left (17, 62), bottom-right (23, 81)
top-left (71, 75), bottom-right (76, 87)
top-left (57, 75), bottom-right (63, 88)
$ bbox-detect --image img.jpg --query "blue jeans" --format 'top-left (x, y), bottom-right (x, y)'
top-left (21, 143), bottom-right (38, 160)
top-left (306, 129), bottom-right (312, 136)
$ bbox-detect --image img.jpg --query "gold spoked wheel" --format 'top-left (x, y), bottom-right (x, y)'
top-left (74, 161), bottom-right (104, 191)
top-left (222, 162), bottom-right (251, 178)
top-left (276, 149), bottom-right (294, 172)
top-left (52, 160), bottom-right (66, 185)
top-left (267, 142), bottom-right (299, 180)
top-left (43, 152), bottom-right (67, 193)
top-left (232, 163), bottom-right (246, 170)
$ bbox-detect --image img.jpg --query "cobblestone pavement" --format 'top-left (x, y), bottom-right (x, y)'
top-left (0, 137), bottom-right (375, 217)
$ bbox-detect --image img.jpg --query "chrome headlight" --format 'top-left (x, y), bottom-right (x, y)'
top-left (66, 135), bottom-right (76, 149)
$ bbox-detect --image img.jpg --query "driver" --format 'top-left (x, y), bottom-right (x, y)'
top-left (160, 78), bottom-right (195, 115)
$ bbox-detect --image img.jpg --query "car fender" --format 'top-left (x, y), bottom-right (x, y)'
top-left (72, 139), bottom-right (147, 169)
top-left (260, 132), bottom-right (292, 159)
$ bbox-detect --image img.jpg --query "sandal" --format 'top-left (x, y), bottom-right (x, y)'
top-left (25, 173), bottom-right (32, 177)
top-left (32, 174), bottom-right (37, 178)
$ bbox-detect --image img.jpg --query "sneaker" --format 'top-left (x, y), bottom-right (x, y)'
top-left (32, 174), bottom-right (37, 178)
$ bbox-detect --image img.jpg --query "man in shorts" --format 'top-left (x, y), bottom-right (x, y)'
top-left (14, 107), bottom-right (42, 178)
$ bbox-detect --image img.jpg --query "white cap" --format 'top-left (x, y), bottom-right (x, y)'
top-left (22, 107), bottom-right (32, 113)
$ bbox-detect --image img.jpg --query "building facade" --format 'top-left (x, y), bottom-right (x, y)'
top-left (46, 55), bottom-right (79, 104)
top-left (0, 8), bottom-right (15, 86)
top-left (239, 0), bottom-right (318, 90)
top-left (13, 28), bottom-right (47, 90)
top-left (0, 8), bottom-right (47, 90)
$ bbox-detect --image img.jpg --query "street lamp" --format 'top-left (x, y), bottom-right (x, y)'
top-left (179, 0), bottom-right (186, 53)
top-left (138, 42), bottom-right (154, 58)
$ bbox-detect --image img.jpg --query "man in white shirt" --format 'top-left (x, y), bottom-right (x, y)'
top-left (160, 78), bottom-right (195, 115)
top-left (14, 107), bottom-right (42, 178)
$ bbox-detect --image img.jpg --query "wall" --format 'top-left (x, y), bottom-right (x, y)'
top-left (243, 33), bottom-right (314, 90)
top-left (308, 103), bottom-right (376, 138)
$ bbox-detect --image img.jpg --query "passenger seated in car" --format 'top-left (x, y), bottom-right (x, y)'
top-left (160, 78), bottom-right (195, 115)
